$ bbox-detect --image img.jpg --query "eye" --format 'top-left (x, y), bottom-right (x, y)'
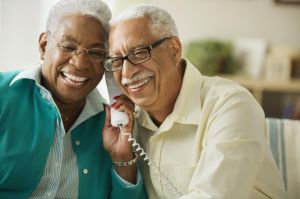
top-left (87, 49), bottom-right (107, 59)
top-left (132, 48), bottom-right (149, 59)
top-left (104, 57), bottom-right (123, 70)
top-left (110, 57), bottom-right (123, 68)
top-left (59, 43), bottom-right (76, 52)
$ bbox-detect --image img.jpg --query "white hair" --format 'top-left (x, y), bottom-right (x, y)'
top-left (46, 0), bottom-right (111, 36)
top-left (110, 4), bottom-right (178, 38)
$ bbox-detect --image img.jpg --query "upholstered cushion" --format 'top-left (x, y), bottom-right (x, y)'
top-left (265, 118), bottom-right (300, 199)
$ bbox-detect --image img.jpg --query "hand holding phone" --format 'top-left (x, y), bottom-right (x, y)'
top-left (110, 106), bottom-right (129, 127)
top-left (105, 71), bottom-right (129, 127)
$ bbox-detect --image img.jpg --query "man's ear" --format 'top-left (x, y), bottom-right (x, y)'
top-left (38, 32), bottom-right (48, 59)
top-left (168, 36), bottom-right (182, 64)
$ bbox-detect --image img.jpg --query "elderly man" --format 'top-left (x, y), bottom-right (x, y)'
top-left (0, 0), bottom-right (146, 198)
top-left (103, 4), bottom-right (287, 199)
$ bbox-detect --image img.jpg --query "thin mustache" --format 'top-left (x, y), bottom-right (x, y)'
top-left (121, 72), bottom-right (154, 86)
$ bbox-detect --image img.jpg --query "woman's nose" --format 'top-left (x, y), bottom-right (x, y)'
top-left (69, 51), bottom-right (91, 70)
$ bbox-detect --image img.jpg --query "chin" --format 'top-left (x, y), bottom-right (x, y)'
top-left (132, 98), bottom-right (150, 109)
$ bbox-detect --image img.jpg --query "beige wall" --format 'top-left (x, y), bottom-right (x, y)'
top-left (0, 0), bottom-right (42, 71)
top-left (150, 0), bottom-right (300, 47)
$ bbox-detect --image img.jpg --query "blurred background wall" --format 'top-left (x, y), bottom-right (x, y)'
top-left (0, 0), bottom-right (300, 70)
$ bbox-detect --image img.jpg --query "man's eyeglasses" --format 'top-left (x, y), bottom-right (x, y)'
top-left (103, 37), bottom-right (171, 72)
top-left (48, 32), bottom-right (107, 64)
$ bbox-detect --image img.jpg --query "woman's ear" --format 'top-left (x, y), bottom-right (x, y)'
top-left (38, 32), bottom-right (48, 59)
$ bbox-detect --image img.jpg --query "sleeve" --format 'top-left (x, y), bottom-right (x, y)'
top-left (110, 167), bottom-right (148, 199)
top-left (180, 88), bottom-right (267, 198)
top-left (112, 167), bottom-right (141, 186)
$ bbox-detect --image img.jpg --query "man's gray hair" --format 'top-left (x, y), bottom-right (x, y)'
top-left (110, 4), bottom-right (178, 38)
top-left (46, 0), bottom-right (111, 35)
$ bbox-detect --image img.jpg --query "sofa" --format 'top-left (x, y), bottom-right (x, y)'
top-left (265, 118), bottom-right (300, 199)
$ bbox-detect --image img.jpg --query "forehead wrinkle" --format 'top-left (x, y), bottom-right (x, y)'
top-left (109, 39), bottom-right (147, 56)
top-left (128, 39), bottom-right (147, 50)
top-left (56, 34), bottom-right (106, 49)
top-left (60, 35), bottom-right (76, 42)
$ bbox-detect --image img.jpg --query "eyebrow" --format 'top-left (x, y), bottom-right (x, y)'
top-left (109, 39), bottom-right (147, 56)
top-left (60, 35), bottom-right (106, 49)
top-left (129, 39), bottom-right (148, 51)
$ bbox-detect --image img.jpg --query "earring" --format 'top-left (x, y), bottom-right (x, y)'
top-left (39, 56), bottom-right (44, 66)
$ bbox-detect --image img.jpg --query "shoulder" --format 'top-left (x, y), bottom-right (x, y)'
top-left (0, 70), bottom-right (22, 87)
top-left (199, 75), bottom-right (264, 118)
top-left (0, 70), bottom-right (37, 104)
top-left (201, 76), bottom-right (252, 101)
top-left (183, 59), bottom-right (260, 114)
top-left (184, 59), bottom-right (250, 101)
top-left (0, 69), bottom-right (37, 89)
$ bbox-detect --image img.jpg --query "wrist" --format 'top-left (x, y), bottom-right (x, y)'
top-left (110, 150), bottom-right (134, 161)
top-left (112, 152), bottom-right (138, 167)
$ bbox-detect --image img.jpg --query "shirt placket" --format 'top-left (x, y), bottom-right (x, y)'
top-left (29, 89), bottom-right (65, 199)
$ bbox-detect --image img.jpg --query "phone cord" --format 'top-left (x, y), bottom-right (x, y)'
top-left (119, 127), bottom-right (182, 198)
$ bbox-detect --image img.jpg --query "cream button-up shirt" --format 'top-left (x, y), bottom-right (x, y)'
top-left (134, 59), bottom-right (287, 199)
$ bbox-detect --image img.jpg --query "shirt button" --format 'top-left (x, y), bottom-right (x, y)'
top-left (75, 140), bottom-right (81, 146)
top-left (55, 162), bottom-right (60, 167)
top-left (83, 169), bottom-right (88, 175)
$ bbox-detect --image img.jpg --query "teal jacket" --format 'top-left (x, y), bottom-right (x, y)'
top-left (0, 70), bottom-right (146, 199)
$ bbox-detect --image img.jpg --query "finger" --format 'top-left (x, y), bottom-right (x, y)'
top-left (111, 102), bottom-right (121, 110)
top-left (116, 104), bottom-right (134, 135)
top-left (112, 100), bottom-right (134, 114)
top-left (117, 104), bottom-right (134, 122)
top-left (113, 95), bottom-right (121, 100)
top-left (112, 98), bottom-right (135, 125)
top-left (104, 104), bottom-right (112, 128)
top-left (115, 94), bottom-right (135, 110)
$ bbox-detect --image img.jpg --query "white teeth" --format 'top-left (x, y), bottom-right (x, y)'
top-left (122, 72), bottom-right (154, 86)
top-left (63, 72), bottom-right (87, 82)
top-left (128, 78), bottom-right (150, 89)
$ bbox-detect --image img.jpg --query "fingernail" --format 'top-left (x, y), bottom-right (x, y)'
top-left (114, 104), bottom-right (121, 109)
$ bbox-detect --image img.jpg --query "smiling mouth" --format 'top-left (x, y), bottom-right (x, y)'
top-left (125, 76), bottom-right (153, 89)
top-left (61, 72), bottom-right (88, 86)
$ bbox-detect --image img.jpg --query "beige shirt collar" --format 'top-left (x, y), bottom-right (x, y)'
top-left (136, 59), bottom-right (204, 133)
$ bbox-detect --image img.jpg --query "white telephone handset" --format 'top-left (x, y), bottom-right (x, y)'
top-left (105, 71), bottom-right (129, 127)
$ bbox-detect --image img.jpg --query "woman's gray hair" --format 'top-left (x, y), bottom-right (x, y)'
top-left (110, 4), bottom-right (178, 38)
top-left (46, 0), bottom-right (111, 35)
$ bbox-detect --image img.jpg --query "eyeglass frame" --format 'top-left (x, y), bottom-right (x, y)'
top-left (47, 32), bottom-right (108, 64)
top-left (103, 37), bottom-right (171, 72)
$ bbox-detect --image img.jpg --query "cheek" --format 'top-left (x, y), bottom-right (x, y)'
top-left (94, 66), bottom-right (104, 80)
top-left (43, 52), bottom-right (62, 71)
top-left (42, 57), bottom-right (65, 84)
top-left (155, 66), bottom-right (173, 92)
top-left (113, 71), bottom-right (122, 86)
top-left (94, 71), bottom-right (104, 86)
top-left (45, 46), bottom-right (59, 60)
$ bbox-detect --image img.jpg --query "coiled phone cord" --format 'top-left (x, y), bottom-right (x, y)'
top-left (119, 127), bottom-right (182, 198)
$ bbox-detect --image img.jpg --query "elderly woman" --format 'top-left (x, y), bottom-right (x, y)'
top-left (0, 0), bottom-right (146, 198)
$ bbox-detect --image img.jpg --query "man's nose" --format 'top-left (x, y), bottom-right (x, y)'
top-left (122, 59), bottom-right (139, 78)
